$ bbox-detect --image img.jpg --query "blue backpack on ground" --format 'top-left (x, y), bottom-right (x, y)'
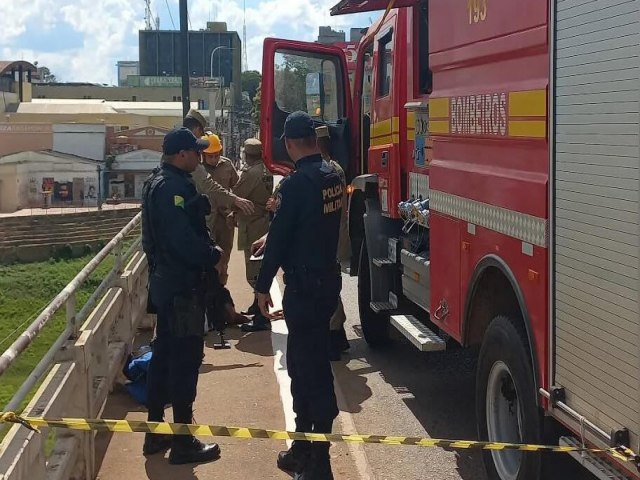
top-left (122, 346), bottom-right (152, 406)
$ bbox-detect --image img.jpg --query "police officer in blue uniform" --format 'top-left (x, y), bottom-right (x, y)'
top-left (141, 127), bottom-right (222, 465)
top-left (255, 112), bottom-right (343, 479)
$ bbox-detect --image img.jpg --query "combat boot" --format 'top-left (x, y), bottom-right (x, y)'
top-left (241, 298), bottom-right (260, 316)
top-left (277, 440), bottom-right (311, 473)
top-left (169, 403), bottom-right (221, 464)
top-left (143, 433), bottom-right (172, 455)
top-left (168, 436), bottom-right (221, 465)
top-left (294, 443), bottom-right (333, 480)
top-left (240, 313), bottom-right (271, 332)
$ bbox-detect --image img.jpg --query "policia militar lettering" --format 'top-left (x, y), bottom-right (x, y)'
top-left (255, 112), bottom-right (343, 480)
top-left (141, 127), bottom-right (222, 465)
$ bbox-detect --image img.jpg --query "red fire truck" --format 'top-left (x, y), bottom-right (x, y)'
top-left (259, 1), bottom-right (640, 479)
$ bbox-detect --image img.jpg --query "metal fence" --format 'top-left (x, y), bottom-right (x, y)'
top-left (0, 213), bottom-right (152, 480)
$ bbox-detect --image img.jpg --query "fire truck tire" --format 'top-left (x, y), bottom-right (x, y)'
top-left (476, 316), bottom-right (541, 480)
top-left (357, 240), bottom-right (390, 347)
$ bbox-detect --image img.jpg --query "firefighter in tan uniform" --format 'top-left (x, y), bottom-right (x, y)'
top-left (182, 109), bottom-right (251, 327)
top-left (201, 132), bottom-right (239, 286)
top-left (230, 138), bottom-right (274, 332)
top-left (316, 125), bottom-right (351, 360)
top-left (183, 108), bottom-right (254, 217)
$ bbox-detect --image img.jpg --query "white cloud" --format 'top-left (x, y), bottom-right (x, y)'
top-left (2, 0), bottom-right (144, 83)
top-left (2, 0), bottom-right (372, 83)
top-left (0, 1), bottom-right (60, 44)
top-left (180, 0), bottom-right (364, 71)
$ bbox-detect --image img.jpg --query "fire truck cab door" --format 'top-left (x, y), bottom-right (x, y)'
top-left (330, 0), bottom-right (416, 16)
top-left (260, 39), bottom-right (353, 176)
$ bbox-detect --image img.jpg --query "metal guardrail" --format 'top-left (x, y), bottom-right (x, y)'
top-left (0, 212), bottom-right (142, 415)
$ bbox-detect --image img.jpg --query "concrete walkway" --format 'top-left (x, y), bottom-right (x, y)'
top-left (94, 248), bottom-right (361, 479)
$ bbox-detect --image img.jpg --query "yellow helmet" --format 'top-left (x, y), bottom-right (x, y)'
top-left (202, 133), bottom-right (222, 153)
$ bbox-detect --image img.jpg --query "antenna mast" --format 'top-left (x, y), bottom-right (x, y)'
top-left (242, 0), bottom-right (249, 71)
top-left (144, 0), bottom-right (153, 30)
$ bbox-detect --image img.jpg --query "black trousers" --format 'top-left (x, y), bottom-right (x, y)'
top-left (283, 273), bottom-right (341, 432)
top-left (146, 289), bottom-right (204, 422)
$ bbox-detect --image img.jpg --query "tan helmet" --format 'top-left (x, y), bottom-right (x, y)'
top-left (244, 138), bottom-right (262, 157)
top-left (185, 108), bottom-right (207, 130)
top-left (315, 125), bottom-right (330, 139)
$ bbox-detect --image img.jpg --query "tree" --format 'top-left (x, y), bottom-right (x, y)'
top-left (274, 54), bottom-right (314, 114)
top-left (241, 70), bottom-right (262, 102)
top-left (252, 81), bottom-right (261, 124)
top-left (34, 63), bottom-right (57, 83)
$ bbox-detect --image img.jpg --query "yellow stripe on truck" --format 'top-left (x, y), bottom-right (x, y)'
top-left (508, 90), bottom-right (546, 117)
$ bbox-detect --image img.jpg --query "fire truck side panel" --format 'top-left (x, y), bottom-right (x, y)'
top-left (429, 0), bottom-right (547, 54)
top-left (551, 0), bottom-right (640, 455)
top-left (459, 222), bottom-right (549, 388)
top-left (425, 0), bottom-right (550, 385)
top-left (428, 212), bottom-right (462, 338)
top-left (369, 10), bottom-right (409, 219)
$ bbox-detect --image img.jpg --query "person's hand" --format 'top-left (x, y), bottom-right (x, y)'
top-left (251, 234), bottom-right (268, 256)
top-left (226, 212), bottom-right (236, 228)
top-left (256, 292), bottom-right (274, 319)
top-left (234, 196), bottom-right (254, 215)
top-left (266, 197), bottom-right (276, 212)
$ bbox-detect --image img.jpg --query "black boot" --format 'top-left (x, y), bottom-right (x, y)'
top-left (277, 440), bottom-right (311, 473)
top-left (168, 403), bottom-right (221, 465)
top-left (294, 443), bottom-right (333, 480)
top-left (329, 330), bottom-right (342, 362)
top-left (241, 298), bottom-right (260, 316)
top-left (144, 406), bottom-right (170, 455)
top-left (240, 313), bottom-right (271, 332)
top-left (143, 433), bottom-right (172, 455)
top-left (169, 436), bottom-right (221, 465)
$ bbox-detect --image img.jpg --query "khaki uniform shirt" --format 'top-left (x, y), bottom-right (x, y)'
top-left (202, 157), bottom-right (239, 232)
top-left (233, 159), bottom-right (274, 250)
top-left (191, 162), bottom-right (237, 210)
top-left (328, 159), bottom-right (351, 263)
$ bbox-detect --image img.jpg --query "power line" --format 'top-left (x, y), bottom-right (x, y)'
top-left (165, 0), bottom-right (176, 29)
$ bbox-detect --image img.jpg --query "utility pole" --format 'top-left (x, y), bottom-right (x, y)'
top-left (179, 0), bottom-right (190, 119)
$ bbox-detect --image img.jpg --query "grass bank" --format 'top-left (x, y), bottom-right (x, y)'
top-left (0, 254), bottom-right (117, 410)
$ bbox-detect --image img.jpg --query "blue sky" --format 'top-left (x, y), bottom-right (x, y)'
top-left (0, 0), bottom-right (376, 84)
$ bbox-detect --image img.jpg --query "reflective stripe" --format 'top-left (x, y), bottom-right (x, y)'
top-left (430, 190), bottom-right (548, 248)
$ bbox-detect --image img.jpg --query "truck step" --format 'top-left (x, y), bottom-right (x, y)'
top-left (370, 302), bottom-right (396, 313)
top-left (559, 436), bottom-right (631, 480)
top-left (372, 257), bottom-right (395, 267)
top-left (390, 315), bottom-right (446, 352)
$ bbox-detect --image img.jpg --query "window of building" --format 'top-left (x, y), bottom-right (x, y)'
top-left (132, 95), bottom-right (137, 102)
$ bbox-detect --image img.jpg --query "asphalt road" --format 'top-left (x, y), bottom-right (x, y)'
top-left (96, 249), bottom-right (599, 480)
top-left (336, 273), bottom-right (598, 480)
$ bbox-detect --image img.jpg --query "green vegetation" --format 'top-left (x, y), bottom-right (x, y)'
top-left (0, 254), bottom-right (116, 410)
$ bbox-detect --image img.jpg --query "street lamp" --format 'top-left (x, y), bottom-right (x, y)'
top-left (209, 46), bottom-right (236, 156)
top-left (209, 46), bottom-right (235, 84)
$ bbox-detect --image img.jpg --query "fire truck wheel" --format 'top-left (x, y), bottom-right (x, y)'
top-left (357, 240), bottom-right (390, 347)
top-left (476, 316), bottom-right (541, 480)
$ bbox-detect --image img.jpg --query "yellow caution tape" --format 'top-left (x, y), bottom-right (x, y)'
top-left (1, 412), bottom-right (638, 466)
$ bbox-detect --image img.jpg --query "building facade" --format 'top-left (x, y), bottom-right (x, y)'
top-left (0, 151), bottom-right (99, 212)
top-left (117, 61), bottom-right (140, 87)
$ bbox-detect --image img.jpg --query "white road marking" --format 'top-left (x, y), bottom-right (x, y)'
top-left (268, 278), bottom-right (295, 447)
top-left (269, 278), bottom-right (372, 478)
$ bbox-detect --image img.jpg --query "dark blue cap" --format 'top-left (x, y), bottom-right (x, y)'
top-left (163, 127), bottom-right (209, 155)
top-left (280, 111), bottom-right (316, 140)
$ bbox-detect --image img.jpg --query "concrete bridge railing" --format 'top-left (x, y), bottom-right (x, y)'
top-left (0, 213), bottom-right (153, 480)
